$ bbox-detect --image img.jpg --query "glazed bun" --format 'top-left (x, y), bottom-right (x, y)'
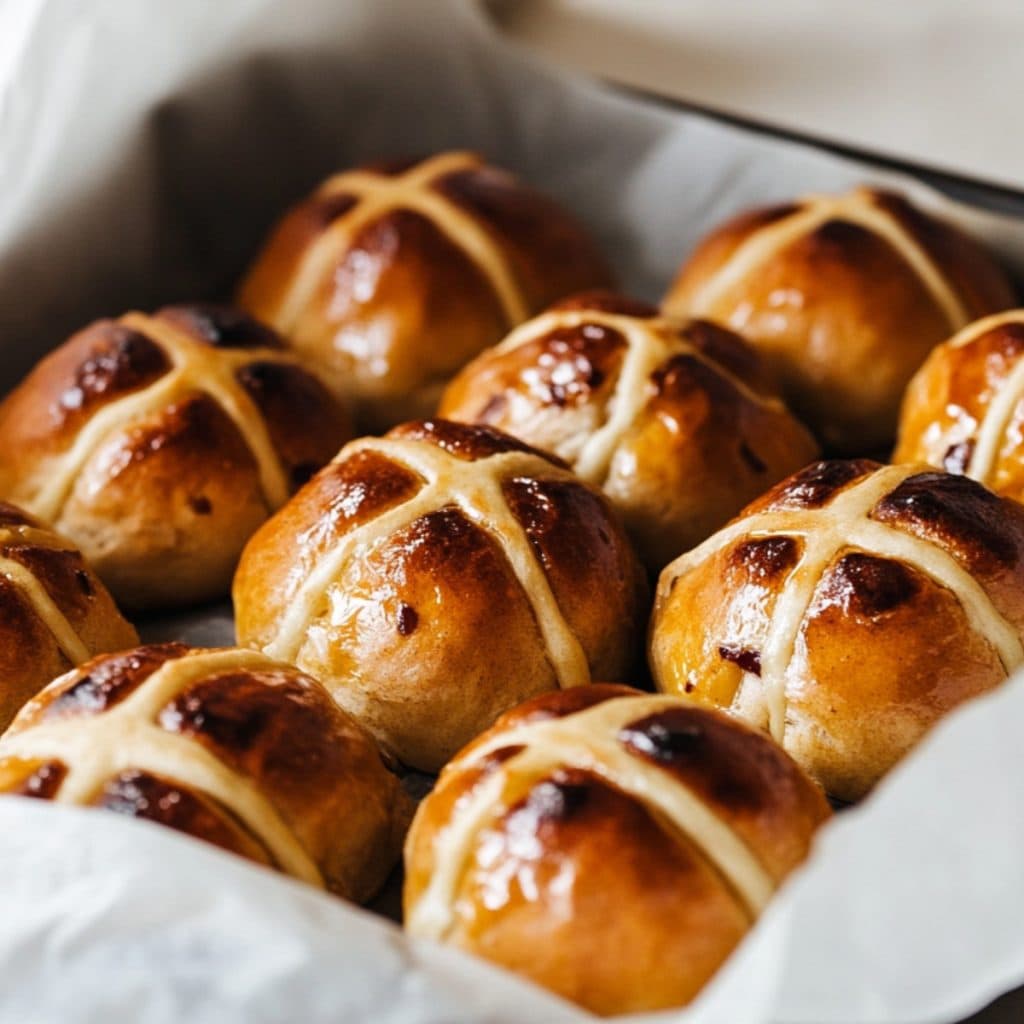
top-left (650, 460), bottom-right (1024, 801)
top-left (663, 188), bottom-right (1015, 453)
top-left (237, 152), bottom-right (613, 431)
top-left (234, 420), bottom-right (647, 773)
top-left (896, 310), bottom-right (1024, 500)
top-left (0, 502), bottom-right (137, 731)
top-left (0, 304), bottom-right (352, 610)
top-left (404, 684), bottom-right (829, 1016)
top-left (440, 291), bottom-right (818, 571)
top-left (0, 644), bottom-right (411, 902)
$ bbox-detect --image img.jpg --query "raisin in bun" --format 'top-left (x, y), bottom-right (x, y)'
top-left (650, 460), bottom-right (1024, 801)
top-left (237, 152), bottom-right (613, 431)
top-left (0, 644), bottom-right (410, 902)
top-left (896, 310), bottom-right (1024, 501)
top-left (0, 502), bottom-right (137, 731)
top-left (404, 684), bottom-right (829, 1016)
top-left (0, 304), bottom-right (352, 610)
top-left (233, 420), bottom-right (647, 773)
top-left (663, 188), bottom-right (1015, 453)
top-left (440, 291), bottom-right (818, 571)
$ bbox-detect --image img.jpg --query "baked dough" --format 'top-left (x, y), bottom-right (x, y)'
top-left (234, 419), bottom-right (647, 772)
top-left (896, 310), bottom-right (1024, 502)
top-left (404, 684), bottom-right (829, 1015)
top-left (0, 502), bottom-right (137, 731)
top-left (238, 152), bottom-right (613, 430)
top-left (0, 643), bottom-right (411, 902)
top-left (663, 188), bottom-right (1015, 452)
top-left (440, 291), bottom-right (818, 570)
top-left (651, 460), bottom-right (1024, 800)
top-left (0, 304), bottom-right (352, 609)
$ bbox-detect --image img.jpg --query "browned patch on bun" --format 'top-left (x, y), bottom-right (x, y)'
top-left (42, 644), bottom-right (186, 721)
top-left (94, 769), bottom-right (275, 864)
top-left (819, 552), bottom-right (920, 617)
top-left (156, 304), bottom-right (283, 349)
top-left (872, 471), bottom-right (1022, 572)
top-left (389, 419), bottom-right (563, 465)
top-left (54, 323), bottom-right (170, 430)
top-left (760, 459), bottom-right (880, 512)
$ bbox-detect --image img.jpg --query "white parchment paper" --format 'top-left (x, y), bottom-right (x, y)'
top-left (1, 2), bottom-right (1024, 1021)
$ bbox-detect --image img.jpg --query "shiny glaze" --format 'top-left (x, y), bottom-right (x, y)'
top-left (652, 460), bottom-right (1024, 800)
top-left (96, 769), bottom-right (275, 865)
top-left (0, 505), bottom-right (138, 732)
top-left (664, 187), bottom-right (1015, 452)
top-left (896, 311), bottom-right (1024, 507)
top-left (234, 420), bottom-right (646, 773)
top-left (0, 303), bottom-right (351, 610)
top-left (440, 293), bottom-right (817, 572)
top-left (403, 686), bottom-right (827, 1016)
top-left (0, 645), bottom-right (410, 902)
top-left (237, 151), bottom-right (613, 431)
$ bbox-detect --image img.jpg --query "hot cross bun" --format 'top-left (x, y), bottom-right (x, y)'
top-left (0, 304), bottom-right (352, 609)
top-left (896, 309), bottom-right (1024, 502)
top-left (403, 684), bottom-right (829, 1016)
top-left (0, 643), bottom-right (411, 902)
top-left (439, 291), bottom-right (818, 570)
top-left (650, 460), bottom-right (1024, 800)
top-left (0, 502), bottom-right (136, 731)
top-left (233, 420), bottom-right (647, 772)
top-left (663, 188), bottom-right (1015, 453)
top-left (237, 152), bottom-right (613, 431)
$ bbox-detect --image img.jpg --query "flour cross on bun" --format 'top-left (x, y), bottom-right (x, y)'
top-left (235, 419), bottom-right (646, 773)
top-left (0, 517), bottom-right (95, 665)
top-left (664, 188), bottom-right (1015, 452)
top-left (0, 646), bottom-right (324, 884)
top-left (403, 684), bottom-right (829, 1015)
top-left (0, 502), bottom-right (137, 732)
top-left (658, 461), bottom-right (1023, 746)
top-left (30, 309), bottom-right (296, 525)
top-left (440, 292), bottom-right (819, 573)
top-left (487, 302), bottom-right (785, 485)
top-left (263, 423), bottom-right (590, 690)
top-left (683, 188), bottom-right (970, 333)
top-left (897, 310), bottom-right (1024, 491)
top-left (237, 152), bottom-right (613, 432)
top-left (0, 303), bottom-right (352, 609)
top-left (265, 152), bottom-right (530, 336)
top-left (0, 643), bottom-right (411, 900)
top-left (408, 692), bottom-right (776, 941)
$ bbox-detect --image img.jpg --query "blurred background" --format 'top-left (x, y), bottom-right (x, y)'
top-left (488, 0), bottom-right (1024, 191)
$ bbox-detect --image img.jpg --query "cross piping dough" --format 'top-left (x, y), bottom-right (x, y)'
top-left (489, 308), bottom-right (785, 486)
top-left (30, 312), bottom-right (295, 525)
top-left (270, 152), bottom-right (529, 334)
top-left (0, 648), bottom-right (324, 886)
top-left (406, 693), bottom-right (775, 941)
top-left (262, 436), bottom-right (591, 693)
top-left (659, 463), bottom-right (1024, 744)
top-left (935, 310), bottom-right (1024, 485)
top-left (0, 524), bottom-right (91, 665)
top-left (684, 190), bottom-right (970, 333)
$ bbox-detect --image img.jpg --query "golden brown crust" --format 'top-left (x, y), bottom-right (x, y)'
top-left (0, 305), bottom-right (352, 610)
top-left (440, 294), bottom-right (818, 571)
top-left (0, 645), bottom-right (411, 902)
top-left (0, 503), bottom-right (137, 732)
top-left (663, 189), bottom-right (1016, 453)
top-left (237, 153), bottom-right (613, 431)
top-left (895, 311), bottom-right (1024, 504)
top-left (234, 420), bottom-right (648, 772)
top-left (403, 686), bottom-right (828, 1016)
top-left (650, 460), bottom-right (1024, 800)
